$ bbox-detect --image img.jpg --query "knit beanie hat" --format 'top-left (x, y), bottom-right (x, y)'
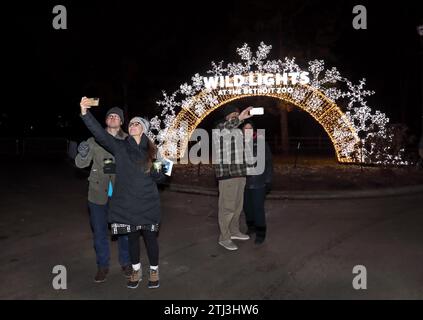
top-left (129, 116), bottom-right (150, 133)
top-left (222, 104), bottom-right (240, 117)
top-left (106, 107), bottom-right (124, 123)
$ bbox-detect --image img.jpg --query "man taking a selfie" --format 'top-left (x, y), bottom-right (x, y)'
top-left (213, 105), bottom-right (254, 251)
top-left (75, 105), bottom-right (132, 282)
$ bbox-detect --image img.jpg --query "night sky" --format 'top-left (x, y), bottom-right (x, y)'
top-left (3, 0), bottom-right (423, 142)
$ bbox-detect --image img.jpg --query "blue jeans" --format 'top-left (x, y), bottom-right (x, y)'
top-left (88, 201), bottom-right (130, 268)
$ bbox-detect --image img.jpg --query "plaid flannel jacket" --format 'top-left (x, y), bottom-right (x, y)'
top-left (213, 118), bottom-right (254, 179)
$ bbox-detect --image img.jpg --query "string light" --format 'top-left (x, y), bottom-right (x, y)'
top-left (151, 42), bottom-right (407, 165)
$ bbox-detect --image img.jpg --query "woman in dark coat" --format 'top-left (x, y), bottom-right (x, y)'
top-left (80, 97), bottom-right (165, 289)
top-left (242, 120), bottom-right (273, 244)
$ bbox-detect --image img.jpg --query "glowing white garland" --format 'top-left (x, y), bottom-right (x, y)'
top-left (150, 42), bottom-right (406, 165)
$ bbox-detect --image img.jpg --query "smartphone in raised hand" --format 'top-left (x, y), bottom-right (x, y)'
top-left (249, 107), bottom-right (264, 115)
top-left (87, 98), bottom-right (100, 106)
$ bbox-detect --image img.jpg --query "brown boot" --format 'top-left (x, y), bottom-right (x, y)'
top-left (127, 269), bottom-right (142, 289)
top-left (94, 267), bottom-right (109, 283)
top-left (148, 268), bottom-right (160, 289)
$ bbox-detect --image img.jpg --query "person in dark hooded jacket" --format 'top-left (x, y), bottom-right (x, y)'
top-left (80, 97), bottom-right (166, 289)
top-left (242, 121), bottom-right (273, 244)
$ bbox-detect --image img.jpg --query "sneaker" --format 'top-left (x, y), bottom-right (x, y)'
top-left (127, 269), bottom-right (142, 289)
top-left (148, 269), bottom-right (160, 289)
top-left (94, 267), bottom-right (109, 283)
top-left (122, 265), bottom-right (133, 279)
top-left (218, 240), bottom-right (238, 251)
top-left (254, 237), bottom-right (265, 245)
top-left (230, 232), bottom-right (250, 241)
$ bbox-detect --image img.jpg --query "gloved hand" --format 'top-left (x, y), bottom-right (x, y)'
top-left (150, 167), bottom-right (165, 183)
top-left (77, 141), bottom-right (90, 158)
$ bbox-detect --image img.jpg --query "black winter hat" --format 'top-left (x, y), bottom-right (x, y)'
top-left (106, 107), bottom-right (124, 123)
top-left (222, 104), bottom-right (240, 117)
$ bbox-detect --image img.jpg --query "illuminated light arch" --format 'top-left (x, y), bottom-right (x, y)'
top-left (150, 42), bottom-right (407, 165)
top-left (162, 81), bottom-right (359, 163)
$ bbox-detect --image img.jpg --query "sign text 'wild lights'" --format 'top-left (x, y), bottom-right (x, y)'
top-left (203, 72), bottom-right (310, 95)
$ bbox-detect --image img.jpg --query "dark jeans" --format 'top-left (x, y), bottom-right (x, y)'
top-left (88, 201), bottom-right (130, 268)
top-left (243, 187), bottom-right (267, 239)
top-left (244, 187), bottom-right (266, 227)
top-left (128, 230), bottom-right (159, 266)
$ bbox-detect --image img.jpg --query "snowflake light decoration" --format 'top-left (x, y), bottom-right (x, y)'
top-left (207, 61), bottom-right (226, 76)
top-left (306, 94), bottom-right (323, 112)
top-left (341, 78), bottom-right (375, 110)
top-left (236, 42), bottom-right (272, 71)
top-left (291, 87), bottom-right (308, 102)
top-left (150, 42), bottom-right (406, 165)
top-left (156, 91), bottom-right (180, 116)
top-left (180, 83), bottom-right (194, 96)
